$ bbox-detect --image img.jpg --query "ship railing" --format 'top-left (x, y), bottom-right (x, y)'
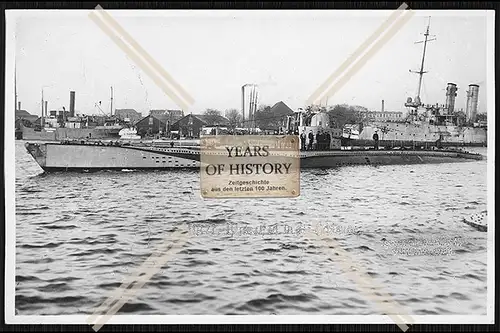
top-left (54, 137), bottom-right (480, 158)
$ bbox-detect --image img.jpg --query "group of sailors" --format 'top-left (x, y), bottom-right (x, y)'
top-left (299, 130), bottom-right (332, 151)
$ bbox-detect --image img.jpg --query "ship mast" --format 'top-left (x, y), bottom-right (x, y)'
top-left (14, 63), bottom-right (17, 113)
top-left (110, 86), bottom-right (114, 116)
top-left (407, 17), bottom-right (436, 119)
top-left (249, 86), bottom-right (255, 132)
top-left (253, 89), bottom-right (259, 130)
top-left (41, 88), bottom-right (44, 128)
top-left (241, 83), bottom-right (257, 132)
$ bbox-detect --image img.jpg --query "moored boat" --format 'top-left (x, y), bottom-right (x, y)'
top-left (24, 140), bottom-right (483, 173)
top-left (24, 107), bottom-right (483, 173)
top-left (343, 18), bottom-right (487, 148)
top-left (19, 124), bottom-right (123, 141)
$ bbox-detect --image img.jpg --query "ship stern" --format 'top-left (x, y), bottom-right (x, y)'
top-left (25, 142), bottom-right (47, 170)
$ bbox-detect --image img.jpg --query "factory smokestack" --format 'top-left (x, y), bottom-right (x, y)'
top-left (69, 91), bottom-right (75, 117)
top-left (381, 99), bottom-right (385, 113)
top-left (445, 83), bottom-right (458, 114)
top-left (18, 101), bottom-right (21, 111)
top-left (241, 85), bottom-right (245, 126)
top-left (466, 84), bottom-right (479, 124)
top-left (45, 101), bottom-right (48, 117)
top-left (42, 100), bottom-right (47, 128)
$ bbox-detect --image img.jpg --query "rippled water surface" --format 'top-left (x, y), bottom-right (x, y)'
top-left (14, 141), bottom-right (489, 316)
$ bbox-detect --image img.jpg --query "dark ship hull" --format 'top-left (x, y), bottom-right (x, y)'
top-left (354, 122), bottom-right (487, 147)
top-left (17, 126), bottom-right (123, 141)
top-left (24, 141), bottom-right (483, 173)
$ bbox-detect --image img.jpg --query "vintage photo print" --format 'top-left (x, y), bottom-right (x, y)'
top-left (4, 4), bottom-right (495, 330)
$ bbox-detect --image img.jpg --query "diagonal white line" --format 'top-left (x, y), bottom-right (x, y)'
top-left (89, 9), bottom-right (191, 111)
top-left (304, 7), bottom-right (416, 328)
top-left (92, 238), bottom-right (188, 331)
top-left (86, 228), bottom-right (189, 331)
top-left (317, 8), bottom-right (415, 104)
top-left (84, 4), bottom-right (417, 332)
top-left (94, 5), bottom-right (195, 106)
top-left (307, 225), bottom-right (414, 331)
top-left (307, 2), bottom-right (409, 105)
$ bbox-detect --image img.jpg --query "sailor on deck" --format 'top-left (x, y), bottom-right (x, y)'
top-left (308, 131), bottom-right (314, 150)
top-left (300, 132), bottom-right (306, 151)
top-left (373, 131), bottom-right (379, 150)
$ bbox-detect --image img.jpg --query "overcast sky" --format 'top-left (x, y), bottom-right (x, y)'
top-left (11, 9), bottom-right (490, 117)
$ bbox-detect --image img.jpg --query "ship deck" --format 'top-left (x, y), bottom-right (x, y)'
top-left (46, 139), bottom-right (483, 160)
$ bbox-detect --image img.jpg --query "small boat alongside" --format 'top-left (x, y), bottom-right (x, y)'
top-left (118, 128), bottom-right (141, 140)
top-left (462, 211), bottom-right (488, 232)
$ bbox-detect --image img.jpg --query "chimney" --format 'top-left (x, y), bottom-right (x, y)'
top-left (466, 84), bottom-right (479, 123)
top-left (381, 99), bottom-right (385, 113)
top-left (45, 101), bottom-right (48, 117)
top-left (69, 91), bottom-right (75, 117)
top-left (241, 85), bottom-right (245, 125)
top-left (445, 83), bottom-right (458, 114)
top-left (18, 101), bottom-right (21, 111)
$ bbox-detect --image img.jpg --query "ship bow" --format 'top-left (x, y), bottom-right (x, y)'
top-left (25, 142), bottom-right (47, 170)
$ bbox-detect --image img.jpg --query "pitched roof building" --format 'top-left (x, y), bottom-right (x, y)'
top-left (15, 110), bottom-right (39, 125)
top-left (134, 114), bottom-right (169, 137)
top-left (114, 109), bottom-right (143, 123)
top-left (171, 113), bottom-right (230, 138)
top-left (255, 101), bottom-right (295, 131)
top-left (149, 109), bottom-right (185, 122)
top-left (270, 101), bottom-right (294, 116)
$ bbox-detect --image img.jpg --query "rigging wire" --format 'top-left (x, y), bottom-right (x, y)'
top-left (129, 62), bottom-right (151, 113)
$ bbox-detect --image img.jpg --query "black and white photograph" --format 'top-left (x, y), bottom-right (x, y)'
top-left (4, 4), bottom-right (495, 329)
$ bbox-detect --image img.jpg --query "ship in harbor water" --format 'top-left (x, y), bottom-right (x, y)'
top-left (24, 105), bottom-right (483, 173)
top-left (15, 81), bottom-right (125, 141)
top-left (21, 17), bottom-right (487, 172)
top-left (345, 18), bottom-right (487, 148)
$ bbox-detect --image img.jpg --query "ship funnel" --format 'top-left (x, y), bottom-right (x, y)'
top-left (466, 84), bottom-right (479, 123)
top-left (69, 91), bottom-right (75, 117)
top-left (445, 83), bottom-right (458, 114)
